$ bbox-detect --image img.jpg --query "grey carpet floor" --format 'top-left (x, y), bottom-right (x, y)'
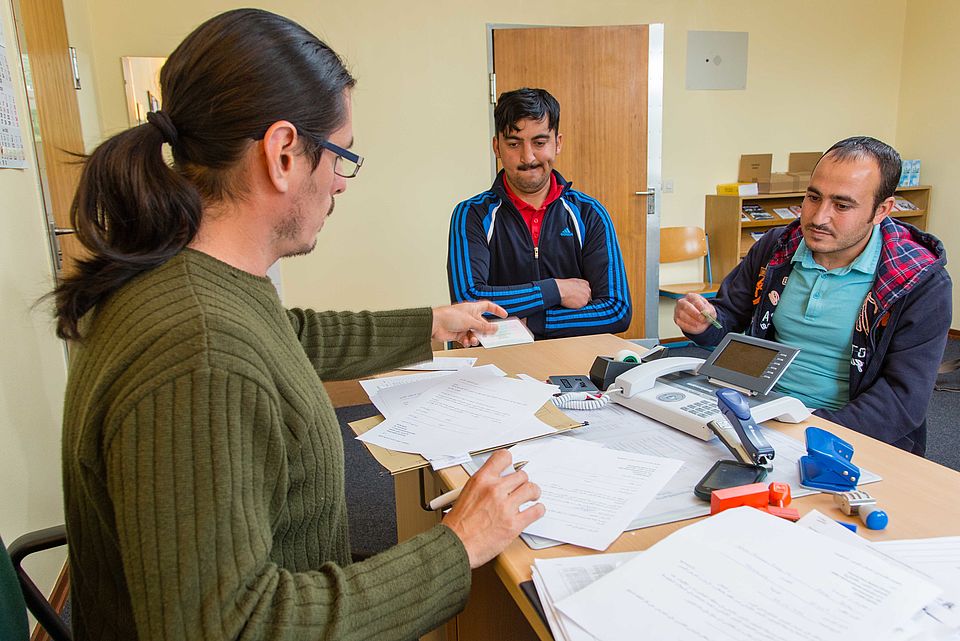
top-left (338, 337), bottom-right (960, 555)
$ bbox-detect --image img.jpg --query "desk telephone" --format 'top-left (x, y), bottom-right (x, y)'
top-left (606, 334), bottom-right (810, 440)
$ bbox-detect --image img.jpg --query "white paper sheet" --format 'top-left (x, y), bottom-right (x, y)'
top-left (876, 537), bottom-right (960, 633)
top-left (532, 552), bottom-right (639, 641)
top-left (357, 368), bottom-right (555, 457)
top-left (509, 437), bottom-right (682, 550)
top-left (399, 357), bottom-right (477, 370)
top-left (359, 370), bottom-right (455, 417)
top-left (797, 512), bottom-right (960, 638)
top-left (557, 507), bottom-right (941, 641)
top-left (360, 365), bottom-right (506, 418)
top-left (478, 317), bottom-right (534, 348)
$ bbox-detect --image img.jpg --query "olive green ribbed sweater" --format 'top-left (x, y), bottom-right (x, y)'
top-left (62, 249), bottom-right (471, 641)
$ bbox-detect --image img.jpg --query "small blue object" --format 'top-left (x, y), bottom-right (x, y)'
top-left (835, 520), bottom-right (858, 533)
top-left (798, 426), bottom-right (860, 492)
top-left (862, 506), bottom-right (889, 530)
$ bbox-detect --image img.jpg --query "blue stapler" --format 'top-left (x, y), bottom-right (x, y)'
top-left (715, 388), bottom-right (775, 467)
top-left (799, 426), bottom-right (860, 492)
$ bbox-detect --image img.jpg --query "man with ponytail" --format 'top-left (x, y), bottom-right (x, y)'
top-left (56, 9), bottom-right (543, 641)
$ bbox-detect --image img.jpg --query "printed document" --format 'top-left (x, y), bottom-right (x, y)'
top-left (357, 367), bottom-right (555, 457)
top-left (532, 551), bottom-right (639, 641)
top-left (557, 507), bottom-right (941, 641)
top-left (509, 437), bottom-right (682, 550)
top-left (360, 370), bottom-right (454, 417)
top-left (797, 512), bottom-right (960, 638)
top-left (361, 365), bottom-right (505, 418)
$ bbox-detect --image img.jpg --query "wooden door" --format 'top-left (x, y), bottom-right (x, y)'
top-left (493, 25), bottom-right (649, 338)
top-left (16, 0), bottom-right (86, 277)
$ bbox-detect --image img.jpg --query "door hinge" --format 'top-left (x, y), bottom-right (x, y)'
top-left (489, 73), bottom-right (496, 105)
top-left (69, 47), bottom-right (81, 90)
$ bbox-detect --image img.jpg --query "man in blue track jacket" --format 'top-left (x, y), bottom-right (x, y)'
top-left (675, 137), bottom-right (951, 455)
top-left (447, 88), bottom-right (631, 339)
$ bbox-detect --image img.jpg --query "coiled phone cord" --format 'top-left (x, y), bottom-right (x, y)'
top-left (551, 387), bottom-right (624, 411)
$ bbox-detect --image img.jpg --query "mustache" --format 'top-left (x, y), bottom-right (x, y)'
top-left (805, 223), bottom-right (833, 235)
top-left (517, 162), bottom-right (543, 171)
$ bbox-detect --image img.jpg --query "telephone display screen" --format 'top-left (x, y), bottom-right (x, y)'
top-left (711, 341), bottom-right (780, 378)
top-left (698, 333), bottom-right (800, 396)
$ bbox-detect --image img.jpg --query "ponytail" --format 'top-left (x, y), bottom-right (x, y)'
top-left (52, 119), bottom-right (202, 340)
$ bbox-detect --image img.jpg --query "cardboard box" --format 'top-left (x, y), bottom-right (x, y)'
top-left (767, 172), bottom-right (797, 193)
top-left (788, 152), bottom-right (821, 173)
top-left (738, 154), bottom-right (772, 184)
top-left (736, 152), bottom-right (823, 194)
top-left (787, 152), bottom-right (821, 192)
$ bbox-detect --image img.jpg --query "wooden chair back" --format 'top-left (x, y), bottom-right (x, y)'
top-left (660, 226), bottom-right (708, 264)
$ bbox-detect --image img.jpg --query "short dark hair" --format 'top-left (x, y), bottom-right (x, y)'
top-left (51, 9), bottom-right (356, 340)
top-left (820, 136), bottom-right (902, 211)
top-left (494, 88), bottom-right (560, 137)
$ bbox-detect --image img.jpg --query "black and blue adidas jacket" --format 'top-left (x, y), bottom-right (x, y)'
top-left (447, 170), bottom-right (631, 339)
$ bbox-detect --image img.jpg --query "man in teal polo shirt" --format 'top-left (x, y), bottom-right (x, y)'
top-left (674, 137), bottom-right (951, 454)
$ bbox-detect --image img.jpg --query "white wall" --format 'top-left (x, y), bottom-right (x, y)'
top-left (0, 0), bottom-right (69, 597)
top-left (76, 0), bottom-right (913, 341)
top-left (896, 0), bottom-right (959, 329)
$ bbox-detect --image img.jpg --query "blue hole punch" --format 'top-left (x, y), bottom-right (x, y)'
top-left (798, 426), bottom-right (860, 492)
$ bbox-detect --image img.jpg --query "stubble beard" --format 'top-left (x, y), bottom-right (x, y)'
top-left (275, 187), bottom-right (334, 259)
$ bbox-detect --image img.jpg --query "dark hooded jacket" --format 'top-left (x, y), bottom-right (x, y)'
top-left (686, 217), bottom-right (951, 455)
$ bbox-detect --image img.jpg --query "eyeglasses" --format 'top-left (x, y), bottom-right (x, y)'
top-left (317, 139), bottom-right (364, 178)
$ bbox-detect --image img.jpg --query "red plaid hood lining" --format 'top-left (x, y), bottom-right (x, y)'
top-left (767, 218), bottom-right (944, 311)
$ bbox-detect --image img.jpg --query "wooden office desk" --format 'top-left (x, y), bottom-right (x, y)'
top-left (328, 334), bottom-right (960, 641)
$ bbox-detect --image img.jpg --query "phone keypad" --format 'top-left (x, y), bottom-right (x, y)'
top-left (681, 400), bottom-right (730, 426)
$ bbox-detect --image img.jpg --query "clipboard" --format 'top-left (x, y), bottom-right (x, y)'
top-left (348, 401), bottom-right (586, 475)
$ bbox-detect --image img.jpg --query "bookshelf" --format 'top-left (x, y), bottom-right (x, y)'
top-left (704, 186), bottom-right (931, 281)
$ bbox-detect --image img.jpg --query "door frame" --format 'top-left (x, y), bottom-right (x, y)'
top-left (485, 23), bottom-right (665, 339)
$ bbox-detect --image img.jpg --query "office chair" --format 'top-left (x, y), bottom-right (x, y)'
top-left (658, 226), bottom-right (719, 300)
top-left (2, 525), bottom-right (72, 641)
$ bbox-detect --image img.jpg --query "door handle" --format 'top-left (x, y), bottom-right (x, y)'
top-left (634, 189), bottom-right (657, 215)
top-left (54, 227), bottom-right (76, 236)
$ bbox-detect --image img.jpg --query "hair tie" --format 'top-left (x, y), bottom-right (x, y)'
top-left (146, 110), bottom-right (179, 147)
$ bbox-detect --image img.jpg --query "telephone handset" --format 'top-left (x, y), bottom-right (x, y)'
top-left (614, 357), bottom-right (706, 398)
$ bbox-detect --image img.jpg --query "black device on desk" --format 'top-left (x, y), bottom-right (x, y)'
top-left (548, 375), bottom-right (599, 394)
top-left (693, 460), bottom-right (768, 501)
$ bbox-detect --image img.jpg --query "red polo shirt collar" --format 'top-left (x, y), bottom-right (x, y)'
top-left (502, 172), bottom-right (564, 247)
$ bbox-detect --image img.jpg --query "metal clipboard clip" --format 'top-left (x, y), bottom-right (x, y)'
top-left (798, 426), bottom-right (860, 492)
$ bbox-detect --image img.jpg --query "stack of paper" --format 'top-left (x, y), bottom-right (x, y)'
top-left (531, 552), bottom-right (639, 641)
top-left (357, 365), bottom-right (561, 461)
top-left (532, 508), bottom-right (946, 641)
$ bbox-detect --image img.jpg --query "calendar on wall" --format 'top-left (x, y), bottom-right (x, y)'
top-left (0, 17), bottom-right (27, 169)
